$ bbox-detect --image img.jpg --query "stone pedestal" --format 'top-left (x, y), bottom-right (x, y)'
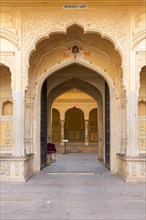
top-left (0, 154), bottom-right (34, 182)
top-left (117, 154), bottom-right (146, 182)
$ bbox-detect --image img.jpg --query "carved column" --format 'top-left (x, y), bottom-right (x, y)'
top-left (85, 119), bottom-right (89, 146)
top-left (60, 120), bottom-right (65, 146)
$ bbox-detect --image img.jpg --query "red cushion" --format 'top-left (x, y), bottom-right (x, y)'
top-left (47, 143), bottom-right (56, 153)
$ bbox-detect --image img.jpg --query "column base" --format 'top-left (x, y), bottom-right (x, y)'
top-left (0, 154), bottom-right (34, 182)
top-left (117, 153), bottom-right (146, 183)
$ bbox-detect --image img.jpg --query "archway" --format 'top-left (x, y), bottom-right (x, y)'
top-left (26, 24), bottom-right (124, 173)
top-left (38, 63), bottom-right (111, 169)
top-left (52, 88), bottom-right (98, 152)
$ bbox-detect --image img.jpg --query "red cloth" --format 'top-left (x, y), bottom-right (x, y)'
top-left (47, 143), bottom-right (56, 153)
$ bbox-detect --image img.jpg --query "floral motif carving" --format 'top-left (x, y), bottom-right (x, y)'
top-left (1, 11), bottom-right (15, 27)
top-left (23, 12), bottom-right (127, 55)
top-left (138, 124), bottom-right (146, 147)
top-left (0, 164), bottom-right (10, 176)
top-left (4, 123), bottom-right (12, 146)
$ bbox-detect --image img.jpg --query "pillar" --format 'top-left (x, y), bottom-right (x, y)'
top-left (60, 120), bottom-right (65, 145)
top-left (24, 99), bottom-right (33, 154)
top-left (126, 53), bottom-right (139, 157)
top-left (126, 91), bottom-right (139, 156)
top-left (85, 119), bottom-right (89, 145)
top-left (12, 90), bottom-right (25, 156)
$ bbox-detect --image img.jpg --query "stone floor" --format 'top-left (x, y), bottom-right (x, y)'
top-left (1, 153), bottom-right (146, 220)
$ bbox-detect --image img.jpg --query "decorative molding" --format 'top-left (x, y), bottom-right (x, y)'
top-left (0, 116), bottom-right (13, 121)
top-left (132, 30), bottom-right (146, 50)
top-left (0, 28), bottom-right (20, 50)
top-left (1, 0), bottom-right (145, 6)
top-left (23, 12), bottom-right (127, 55)
top-left (0, 146), bottom-right (12, 154)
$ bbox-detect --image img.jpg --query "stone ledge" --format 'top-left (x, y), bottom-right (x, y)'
top-left (117, 154), bottom-right (146, 183)
top-left (0, 154), bottom-right (34, 182)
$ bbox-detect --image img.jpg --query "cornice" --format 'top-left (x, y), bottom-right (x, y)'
top-left (0, 0), bottom-right (145, 7)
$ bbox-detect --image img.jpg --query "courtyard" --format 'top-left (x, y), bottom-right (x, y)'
top-left (1, 153), bottom-right (145, 220)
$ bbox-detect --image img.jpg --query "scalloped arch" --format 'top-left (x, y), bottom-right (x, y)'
top-left (28, 23), bottom-right (123, 64)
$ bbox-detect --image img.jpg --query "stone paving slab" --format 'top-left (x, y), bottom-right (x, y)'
top-left (1, 153), bottom-right (146, 220)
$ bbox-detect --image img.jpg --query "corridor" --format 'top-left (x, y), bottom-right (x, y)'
top-left (1, 153), bottom-right (145, 220)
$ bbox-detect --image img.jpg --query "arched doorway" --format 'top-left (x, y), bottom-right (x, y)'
top-left (39, 63), bottom-right (111, 169)
top-left (40, 80), bottom-right (47, 168)
top-left (26, 24), bottom-right (124, 173)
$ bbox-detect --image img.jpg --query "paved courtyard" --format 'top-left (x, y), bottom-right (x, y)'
top-left (1, 153), bottom-right (146, 220)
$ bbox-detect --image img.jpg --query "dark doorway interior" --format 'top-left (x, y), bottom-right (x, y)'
top-left (105, 82), bottom-right (110, 168)
top-left (41, 80), bottom-right (47, 168)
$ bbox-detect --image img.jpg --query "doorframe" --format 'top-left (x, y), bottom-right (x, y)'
top-left (33, 59), bottom-right (115, 172)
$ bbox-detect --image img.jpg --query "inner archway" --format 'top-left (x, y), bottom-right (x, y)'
top-left (52, 88), bottom-right (98, 153)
